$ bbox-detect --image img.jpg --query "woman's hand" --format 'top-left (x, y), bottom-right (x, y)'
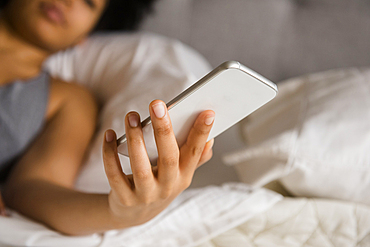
top-left (102, 100), bottom-right (215, 227)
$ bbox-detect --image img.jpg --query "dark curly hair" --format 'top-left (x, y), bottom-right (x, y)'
top-left (0, 0), bottom-right (158, 32)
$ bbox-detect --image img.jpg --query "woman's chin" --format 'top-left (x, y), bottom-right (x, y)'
top-left (30, 21), bottom-right (69, 51)
top-left (18, 22), bottom-right (74, 53)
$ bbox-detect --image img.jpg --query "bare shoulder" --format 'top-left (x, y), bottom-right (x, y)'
top-left (4, 77), bottom-right (100, 187)
top-left (45, 77), bottom-right (99, 122)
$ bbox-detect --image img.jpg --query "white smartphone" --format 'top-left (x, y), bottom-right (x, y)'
top-left (116, 61), bottom-right (278, 161)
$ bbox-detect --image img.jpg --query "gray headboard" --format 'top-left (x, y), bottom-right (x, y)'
top-left (142, 0), bottom-right (370, 83)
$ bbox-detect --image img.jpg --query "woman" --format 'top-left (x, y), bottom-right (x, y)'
top-left (0, 0), bottom-right (215, 236)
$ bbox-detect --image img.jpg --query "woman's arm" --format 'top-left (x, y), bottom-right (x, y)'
top-left (2, 78), bottom-right (214, 236)
top-left (1, 78), bottom-right (125, 235)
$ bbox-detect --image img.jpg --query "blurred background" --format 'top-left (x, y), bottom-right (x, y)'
top-left (138, 0), bottom-right (370, 188)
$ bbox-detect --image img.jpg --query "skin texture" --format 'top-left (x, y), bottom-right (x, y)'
top-left (2, 0), bottom-right (106, 53)
top-left (0, 0), bottom-right (215, 234)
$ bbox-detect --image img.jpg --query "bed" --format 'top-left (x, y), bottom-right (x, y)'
top-left (1, 32), bottom-right (370, 246)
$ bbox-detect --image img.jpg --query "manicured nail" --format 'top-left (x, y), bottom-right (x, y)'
top-left (205, 114), bottom-right (215, 125)
top-left (128, 113), bottom-right (139, 127)
top-left (105, 130), bottom-right (114, 142)
top-left (152, 103), bottom-right (166, 119)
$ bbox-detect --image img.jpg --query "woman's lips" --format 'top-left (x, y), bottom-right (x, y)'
top-left (39, 1), bottom-right (67, 26)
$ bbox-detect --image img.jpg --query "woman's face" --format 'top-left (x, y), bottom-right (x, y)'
top-left (3, 0), bottom-right (107, 53)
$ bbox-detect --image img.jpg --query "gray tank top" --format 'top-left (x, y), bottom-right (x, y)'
top-left (0, 71), bottom-right (50, 182)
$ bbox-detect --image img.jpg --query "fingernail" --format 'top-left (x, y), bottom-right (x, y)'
top-left (205, 114), bottom-right (215, 125)
top-left (152, 103), bottom-right (166, 119)
top-left (128, 113), bottom-right (139, 127)
top-left (209, 139), bottom-right (214, 148)
top-left (105, 130), bottom-right (114, 143)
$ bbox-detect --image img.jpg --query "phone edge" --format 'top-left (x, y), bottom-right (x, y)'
top-left (116, 61), bottom-right (278, 147)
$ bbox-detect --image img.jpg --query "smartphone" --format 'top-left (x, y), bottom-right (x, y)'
top-left (116, 61), bottom-right (278, 161)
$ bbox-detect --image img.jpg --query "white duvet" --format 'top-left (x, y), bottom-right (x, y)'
top-left (219, 67), bottom-right (370, 246)
top-left (0, 183), bottom-right (281, 247)
top-left (198, 197), bottom-right (370, 247)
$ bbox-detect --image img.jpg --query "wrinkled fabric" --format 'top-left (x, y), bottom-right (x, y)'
top-left (0, 183), bottom-right (281, 247)
top-left (197, 197), bottom-right (370, 247)
top-left (223, 67), bottom-right (370, 205)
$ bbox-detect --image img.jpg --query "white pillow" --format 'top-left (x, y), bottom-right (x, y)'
top-left (223, 67), bottom-right (370, 205)
top-left (44, 31), bottom-right (212, 193)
